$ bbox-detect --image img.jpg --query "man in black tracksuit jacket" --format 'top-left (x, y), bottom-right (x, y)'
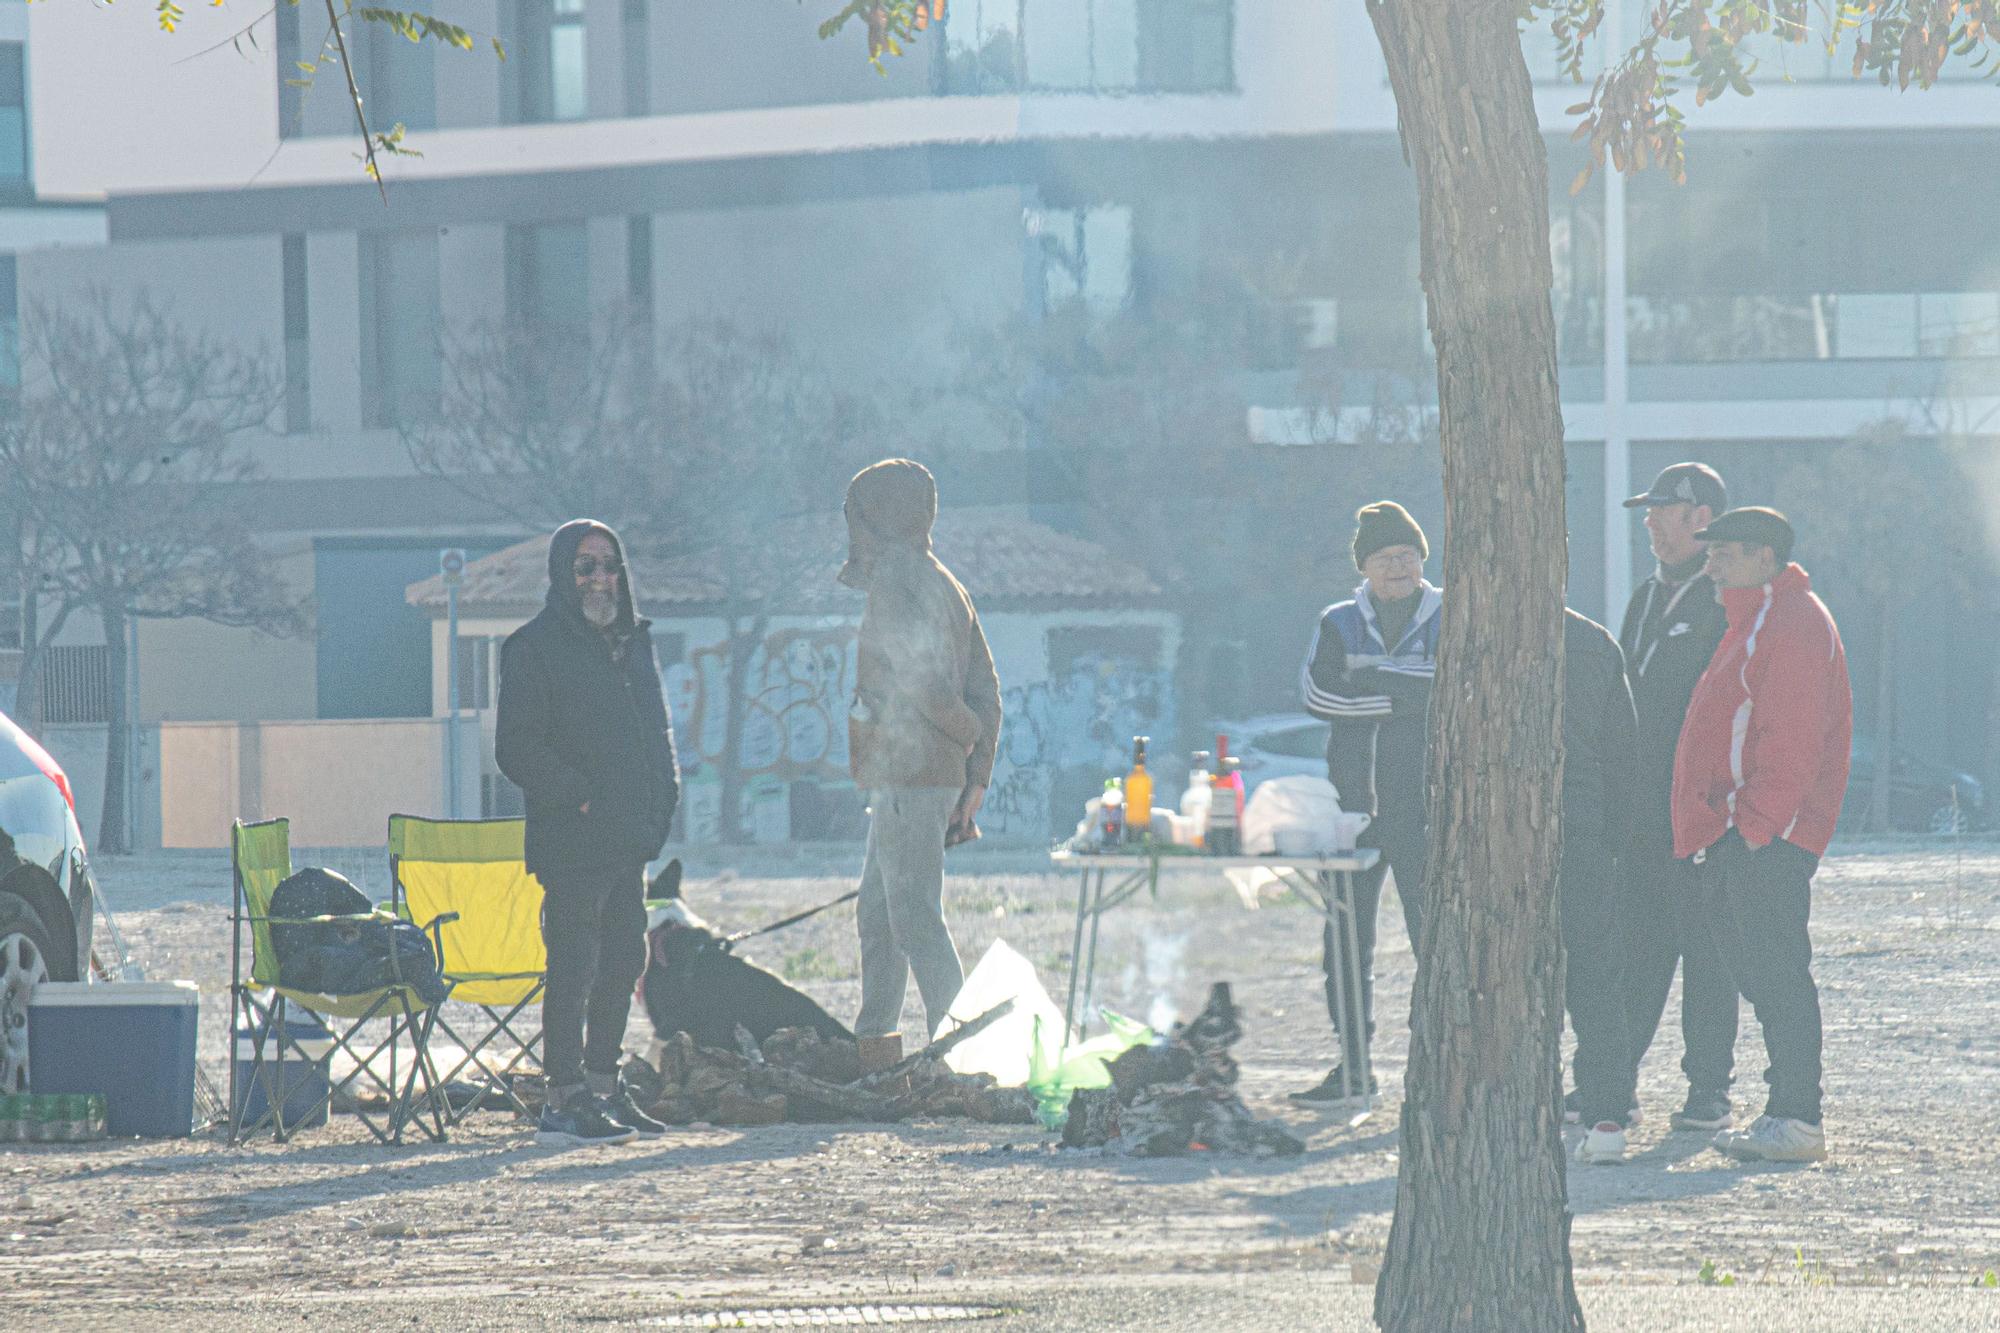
top-left (1616, 463), bottom-right (1740, 1131)
top-left (1563, 610), bottom-right (1642, 1164)
top-left (497, 518), bottom-right (680, 1146)
top-left (1294, 501), bottom-right (1441, 1103)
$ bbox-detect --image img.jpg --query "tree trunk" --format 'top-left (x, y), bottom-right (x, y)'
top-left (1867, 603), bottom-right (1897, 834)
top-left (97, 602), bottom-right (131, 855)
top-left (1366, 1), bottom-right (1581, 1329)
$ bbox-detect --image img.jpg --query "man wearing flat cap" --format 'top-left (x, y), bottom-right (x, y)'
top-left (1672, 506), bottom-right (1852, 1162)
top-left (1294, 500), bottom-right (1442, 1103)
top-left (1611, 462), bottom-right (1742, 1136)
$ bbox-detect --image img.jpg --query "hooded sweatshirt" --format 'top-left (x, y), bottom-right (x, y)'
top-left (495, 519), bottom-right (681, 876)
top-left (1671, 563), bottom-right (1852, 859)
top-left (841, 460), bottom-right (1003, 792)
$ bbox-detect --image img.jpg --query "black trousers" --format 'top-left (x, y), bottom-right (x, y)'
top-left (538, 863), bottom-right (649, 1094)
top-left (1561, 840), bottom-right (1637, 1126)
top-left (1321, 816), bottom-right (1427, 1069)
top-left (1622, 841), bottom-right (1739, 1094)
top-left (1695, 832), bottom-right (1824, 1125)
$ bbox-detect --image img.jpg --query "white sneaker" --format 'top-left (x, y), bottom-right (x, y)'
top-left (1563, 1091), bottom-right (1640, 1128)
top-left (1714, 1115), bottom-right (1826, 1163)
top-left (1575, 1121), bottom-right (1627, 1165)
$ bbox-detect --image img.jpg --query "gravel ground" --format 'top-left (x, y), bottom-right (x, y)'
top-left (6, 841), bottom-right (1999, 1330)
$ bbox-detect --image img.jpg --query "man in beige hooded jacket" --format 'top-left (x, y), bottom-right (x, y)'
top-left (840, 459), bottom-right (1003, 1039)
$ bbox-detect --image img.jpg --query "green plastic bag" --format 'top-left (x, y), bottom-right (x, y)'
top-left (1025, 1009), bottom-right (1153, 1129)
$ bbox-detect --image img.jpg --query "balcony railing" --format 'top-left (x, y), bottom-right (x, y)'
top-left (1558, 292), bottom-right (2000, 364)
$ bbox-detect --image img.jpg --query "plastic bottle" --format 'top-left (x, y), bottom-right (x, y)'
top-left (1122, 737), bottom-right (1152, 848)
top-left (1100, 778), bottom-right (1125, 845)
top-left (1180, 751), bottom-right (1213, 847)
top-left (1215, 733), bottom-right (1246, 823)
top-left (1207, 760), bottom-right (1241, 856)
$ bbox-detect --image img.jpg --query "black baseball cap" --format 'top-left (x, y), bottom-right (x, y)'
top-left (1623, 462), bottom-right (1727, 512)
top-left (1694, 506), bottom-right (1795, 564)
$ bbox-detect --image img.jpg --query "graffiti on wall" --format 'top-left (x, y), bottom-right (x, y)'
top-left (983, 653), bottom-right (1174, 839)
top-left (665, 625), bottom-right (857, 782)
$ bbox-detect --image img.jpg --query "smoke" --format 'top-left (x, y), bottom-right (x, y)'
top-left (1141, 930), bottom-right (1188, 1033)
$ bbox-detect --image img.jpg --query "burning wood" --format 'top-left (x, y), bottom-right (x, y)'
top-left (626, 1015), bottom-right (1036, 1128)
top-left (1060, 983), bottom-right (1304, 1157)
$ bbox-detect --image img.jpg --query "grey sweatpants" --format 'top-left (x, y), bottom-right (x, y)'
top-left (855, 786), bottom-right (963, 1039)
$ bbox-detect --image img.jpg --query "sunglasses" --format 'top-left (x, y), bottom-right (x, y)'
top-left (572, 557), bottom-right (624, 578)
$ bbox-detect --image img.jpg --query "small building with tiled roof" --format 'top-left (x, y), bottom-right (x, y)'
top-left (409, 511), bottom-right (1177, 844)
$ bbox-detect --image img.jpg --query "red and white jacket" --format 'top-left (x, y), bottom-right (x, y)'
top-left (1671, 564), bottom-right (1853, 859)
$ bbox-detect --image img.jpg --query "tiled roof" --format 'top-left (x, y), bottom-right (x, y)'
top-left (407, 510), bottom-right (1161, 614)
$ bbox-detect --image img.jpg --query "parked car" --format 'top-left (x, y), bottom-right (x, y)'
top-left (1, 708), bottom-right (97, 1093)
top-left (1210, 714), bottom-right (1334, 800)
top-left (1843, 736), bottom-right (1986, 836)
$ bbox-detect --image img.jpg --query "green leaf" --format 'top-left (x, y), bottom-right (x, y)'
top-left (491, 36), bottom-right (507, 61)
top-left (1982, 1269), bottom-right (1999, 1288)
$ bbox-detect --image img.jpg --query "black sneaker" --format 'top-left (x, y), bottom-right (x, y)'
top-left (599, 1085), bottom-right (668, 1138)
top-left (536, 1091), bottom-right (639, 1147)
top-left (1565, 1088), bottom-right (1641, 1128)
top-left (1670, 1087), bottom-right (1732, 1131)
top-left (1289, 1066), bottom-right (1379, 1104)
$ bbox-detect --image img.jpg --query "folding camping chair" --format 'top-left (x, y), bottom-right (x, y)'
top-left (387, 814), bottom-right (546, 1124)
top-left (228, 818), bottom-right (457, 1145)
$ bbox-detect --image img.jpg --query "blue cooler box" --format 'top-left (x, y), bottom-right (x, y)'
top-left (28, 981), bottom-right (200, 1138)
top-left (232, 1016), bottom-right (335, 1130)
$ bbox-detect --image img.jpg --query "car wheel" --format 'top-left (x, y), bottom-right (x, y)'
top-left (0, 893), bottom-right (58, 1094)
top-left (1928, 803), bottom-right (1971, 836)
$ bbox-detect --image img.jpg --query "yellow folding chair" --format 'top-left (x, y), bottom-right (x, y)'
top-left (387, 814), bottom-right (546, 1124)
top-left (228, 818), bottom-right (456, 1144)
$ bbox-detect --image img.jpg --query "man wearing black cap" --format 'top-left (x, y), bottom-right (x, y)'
top-left (1606, 462), bottom-right (1742, 1136)
top-left (1674, 507), bottom-right (1851, 1162)
top-left (497, 519), bottom-right (680, 1146)
top-left (1294, 500), bottom-right (1441, 1103)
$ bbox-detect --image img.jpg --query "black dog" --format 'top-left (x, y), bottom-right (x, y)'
top-left (640, 859), bottom-right (855, 1050)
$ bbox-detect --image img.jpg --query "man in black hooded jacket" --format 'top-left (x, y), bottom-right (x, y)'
top-left (497, 518), bottom-right (679, 1147)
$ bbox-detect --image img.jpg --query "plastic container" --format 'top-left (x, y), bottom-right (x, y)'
top-left (27, 981), bottom-right (200, 1138)
top-left (233, 1016), bottom-right (336, 1131)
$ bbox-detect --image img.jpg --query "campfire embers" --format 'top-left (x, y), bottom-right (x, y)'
top-left (1060, 983), bottom-right (1304, 1157)
top-left (626, 1020), bottom-right (1037, 1128)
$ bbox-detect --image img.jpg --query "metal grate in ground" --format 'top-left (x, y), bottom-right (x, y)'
top-left (647, 1305), bottom-right (1009, 1327)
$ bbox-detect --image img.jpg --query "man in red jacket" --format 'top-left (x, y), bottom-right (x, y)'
top-left (1672, 507), bottom-right (1851, 1164)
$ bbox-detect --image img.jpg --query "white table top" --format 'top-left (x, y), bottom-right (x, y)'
top-left (1050, 847), bottom-right (1379, 872)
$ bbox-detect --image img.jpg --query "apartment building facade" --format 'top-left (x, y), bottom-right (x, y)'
top-left (10, 0), bottom-right (2000, 838)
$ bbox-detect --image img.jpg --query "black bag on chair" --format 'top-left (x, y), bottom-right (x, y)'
top-left (269, 867), bottom-right (450, 1006)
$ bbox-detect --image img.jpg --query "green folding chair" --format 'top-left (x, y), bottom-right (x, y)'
top-left (387, 814), bottom-right (546, 1124)
top-left (228, 818), bottom-right (457, 1145)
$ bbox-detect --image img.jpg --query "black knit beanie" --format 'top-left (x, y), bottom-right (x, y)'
top-left (1352, 501), bottom-right (1428, 571)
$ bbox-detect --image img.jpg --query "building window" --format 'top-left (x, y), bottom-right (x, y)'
top-left (452, 635), bottom-right (496, 710)
top-left (359, 229), bottom-right (442, 428)
top-left (503, 219), bottom-right (590, 329)
top-left (511, 0), bottom-right (588, 124)
top-left (0, 503), bottom-right (21, 653)
top-left (275, 3), bottom-right (304, 137)
top-left (1030, 206), bottom-right (1133, 314)
top-left (0, 253), bottom-right (17, 391)
top-left (626, 214), bottom-right (653, 322)
top-left (281, 234), bottom-right (311, 433)
top-left (0, 43), bottom-right (25, 185)
top-left (39, 645), bottom-right (114, 725)
top-left (366, 18), bottom-right (437, 132)
top-left (947, 0), bottom-right (1231, 92)
top-left (621, 0), bottom-right (650, 115)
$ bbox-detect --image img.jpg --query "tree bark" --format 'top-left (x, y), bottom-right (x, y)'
top-left (97, 602), bottom-right (131, 855)
top-left (1365, 0), bottom-right (1581, 1328)
top-left (1867, 604), bottom-right (1896, 834)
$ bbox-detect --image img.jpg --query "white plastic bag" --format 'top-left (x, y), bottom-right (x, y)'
top-left (936, 940), bottom-right (1067, 1087)
top-left (1241, 776), bottom-right (1370, 855)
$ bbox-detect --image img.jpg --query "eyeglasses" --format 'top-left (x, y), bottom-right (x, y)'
top-left (1365, 549), bottom-right (1423, 569)
top-left (573, 557), bottom-right (624, 579)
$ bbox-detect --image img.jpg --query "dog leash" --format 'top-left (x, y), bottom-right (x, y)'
top-left (722, 889), bottom-right (861, 950)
